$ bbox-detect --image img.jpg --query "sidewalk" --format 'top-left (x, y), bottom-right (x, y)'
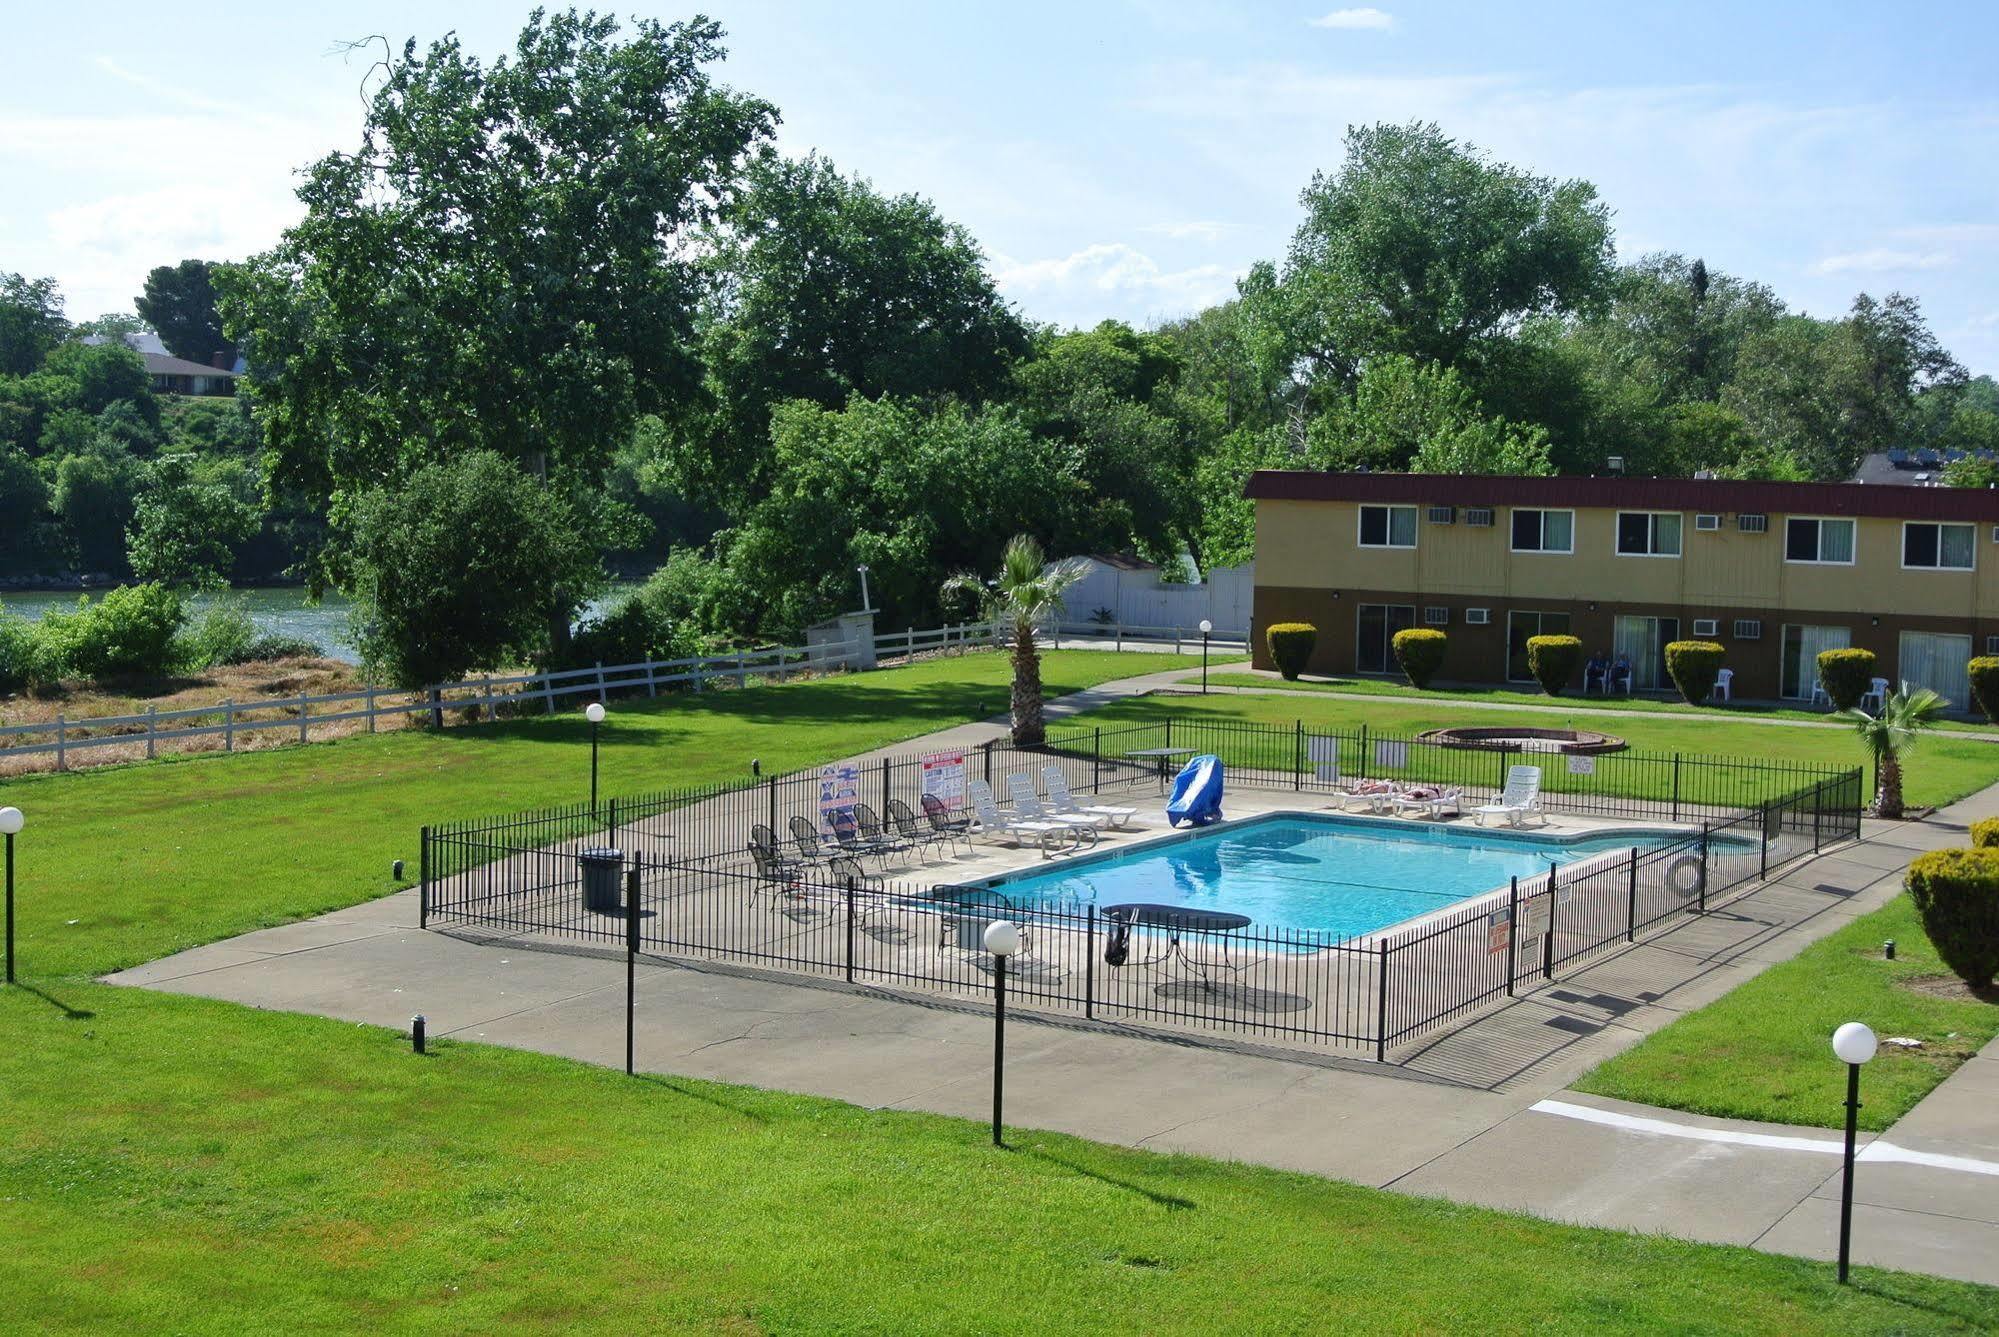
top-left (104, 667), bottom-right (1999, 1286)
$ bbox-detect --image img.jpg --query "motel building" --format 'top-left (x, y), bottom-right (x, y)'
top-left (1245, 470), bottom-right (1999, 709)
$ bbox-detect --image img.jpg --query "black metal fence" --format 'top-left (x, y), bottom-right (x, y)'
top-left (420, 717), bottom-right (1863, 1058)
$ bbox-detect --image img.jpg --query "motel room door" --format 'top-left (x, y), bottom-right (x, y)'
top-left (1899, 632), bottom-right (1973, 711)
top-left (1613, 615), bottom-right (1681, 691)
top-left (1781, 624), bottom-right (1850, 699)
top-left (1506, 611), bottom-right (1571, 682)
top-left (1356, 604), bottom-right (1416, 674)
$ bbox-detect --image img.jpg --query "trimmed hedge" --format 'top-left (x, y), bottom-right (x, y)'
top-left (1266, 622), bottom-right (1317, 680)
top-left (1905, 848), bottom-right (1999, 988)
top-left (1391, 628), bottom-right (1447, 690)
top-left (1525, 634), bottom-right (1582, 697)
top-left (1663, 640), bottom-right (1726, 705)
top-left (1817, 647), bottom-right (1877, 711)
top-left (1969, 656), bottom-right (1999, 723)
top-left (1972, 818), bottom-right (1999, 849)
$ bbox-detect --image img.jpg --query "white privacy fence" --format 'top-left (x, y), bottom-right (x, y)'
top-left (1060, 560), bottom-right (1253, 635)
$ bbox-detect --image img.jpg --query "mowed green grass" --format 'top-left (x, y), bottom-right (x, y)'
top-left (1089, 688), bottom-right (1999, 810)
top-left (1575, 895), bottom-right (1999, 1130)
top-left (7, 987), bottom-right (1997, 1333)
top-left (3, 651), bottom-right (1996, 1330)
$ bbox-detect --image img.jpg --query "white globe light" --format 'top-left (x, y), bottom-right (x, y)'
top-left (1199, 619), bottom-right (1213, 634)
top-left (0, 806), bottom-right (21, 836)
top-left (585, 703), bottom-right (606, 724)
top-left (983, 919), bottom-right (1021, 957)
top-left (1832, 1021), bottom-right (1877, 1065)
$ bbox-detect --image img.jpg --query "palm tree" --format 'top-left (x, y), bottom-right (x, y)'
top-left (942, 535), bottom-right (1086, 745)
top-left (1840, 684), bottom-right (1946, 818)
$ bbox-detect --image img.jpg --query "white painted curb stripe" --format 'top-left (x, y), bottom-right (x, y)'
top-left (1531, 1099), bottom-right (1999, 1176)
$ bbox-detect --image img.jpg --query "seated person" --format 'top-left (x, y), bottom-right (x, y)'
top-left (1609, 652), bottom-right (1633, 691)
top-left (1583, 650), bottom-right (1610, 691)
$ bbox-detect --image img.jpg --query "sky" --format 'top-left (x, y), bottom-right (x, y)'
top-left (4, 0), bottom-right (1997, 372)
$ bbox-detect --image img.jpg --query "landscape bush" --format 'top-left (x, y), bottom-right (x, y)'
top-left (1904, 848), bottom-right (1999, 989)
top-left (34, 583), bottom-right (185, 680)
top-left (560, 587), bottom-right (704, 676)
top-left (1391, 627), bottom-right (1447, 689)
top-left (1663, 640), bottom-right (1727, 705)
top-left (175, 599), bottom-right (257, 670)
top-left (1968, 656), bottom-right (1999, 723)
top-left (0, 610), bottom-right (43, 692)
top-left (1265, 622), bottom-right (1317, 679)
top-left (229, 634), bottom-right (323, 664)
top-left (1971, 817), bottom-right (1999, 849)
top-left (1816, 648), bottom-right (1878, 711)
top-left (1525, 634), bottom-right (1582, 696)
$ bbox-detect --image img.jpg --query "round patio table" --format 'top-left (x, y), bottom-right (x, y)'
top-left (1123, 746), bottom-right (1200, 794)
top-left (1105, 902), bottom-right (1253, 990)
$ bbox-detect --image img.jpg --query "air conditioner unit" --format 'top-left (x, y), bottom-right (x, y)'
top-left (1693, 618), bottom-right (1719, 637)
top-left (1733, 619), bottom-right (1763, 640)
top-left (1427, 506), bottom-right (1455, 524)
top-left (1737, 513), bottom-right (1768, 533)
top-left (1695, 514), bottom-right (1721, 532)
top-left (1464, 508), bottom-right (1494, 527)
top-left (1464, 608), bottom-right (1491, 625)
top-left (1424, 606), bottom-right (1449, 626)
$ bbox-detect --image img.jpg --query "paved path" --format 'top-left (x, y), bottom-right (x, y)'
top-left (105, 666), bottom-right (1999, 1286)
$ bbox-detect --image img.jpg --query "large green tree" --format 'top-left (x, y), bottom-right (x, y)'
top-left (126, 453), bottom-right (261, 590)
top-left (220, 9), bottom-right (776, 655)
top-left (137, 260), bottom-right (235, 365)
top-left (0, 273), bottom-right (67, 376)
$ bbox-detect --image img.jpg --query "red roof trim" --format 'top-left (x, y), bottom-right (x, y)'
top-left (1243, 471), bottom-right (1999, 522)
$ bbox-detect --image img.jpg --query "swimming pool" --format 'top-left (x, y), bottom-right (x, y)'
top-left (966, 812), bottom-right (1709, 940)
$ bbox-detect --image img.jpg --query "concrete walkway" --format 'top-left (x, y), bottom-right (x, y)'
top-left (105, 668), bottom-right (1999, 1287)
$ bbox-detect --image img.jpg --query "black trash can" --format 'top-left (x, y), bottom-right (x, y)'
top-left (579, 848), bottom-right (625, 914)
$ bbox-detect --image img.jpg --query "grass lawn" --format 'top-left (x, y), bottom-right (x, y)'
top-left (1574, 895), bottom-right (1999, 1131)
top-left (1081, 689), bottom-right (1999, 810)
top-left (1195, 671), bottom-right (1998, 734)
top-left (4, 649), bottom-right (1996, 1329)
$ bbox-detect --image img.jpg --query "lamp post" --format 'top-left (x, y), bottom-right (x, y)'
top-left (856, 563), bottom-right (873, 613)
top-left (1199, 619), bottom-right (1213, 695)
top-left (585, 702), bottom-right (606, 815)
top-left (1832, 1021), bottom-right (1877, 1283)
top-left (985, 919), bottom-right (1021, 1146)
top-left (0, 806), bottom-right (20, 984)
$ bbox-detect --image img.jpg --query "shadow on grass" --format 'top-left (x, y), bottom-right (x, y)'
top-left (635, 1071), bottom-right (770, 1124)
top-left (1021, 1146), bottom-right (1196, 1212)
top-left (1848, 1275), bottom-right (1999, 1327)
top-left (10, 981), bottom-right (96, 1020)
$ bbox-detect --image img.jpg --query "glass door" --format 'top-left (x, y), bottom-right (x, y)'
top-left (1780, 625), bottom-right (1851, 699)
top-left (1899, 632), bottom-right (1972, 710)
top-left (1506, 610), bottom-right (1572, 682)
top-left (1612, 616), bottom-right (1680, 690)
top-left (1356, 604), bottom-right (1415, 674)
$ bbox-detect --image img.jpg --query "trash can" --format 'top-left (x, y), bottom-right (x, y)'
top-left (579, 848), bottom-right (625, 914)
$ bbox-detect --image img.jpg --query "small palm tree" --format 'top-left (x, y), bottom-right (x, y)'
top-left (1840, 684), bottom-right (1946, 818)
top-left (942, 535), bottom-right (1086, 745)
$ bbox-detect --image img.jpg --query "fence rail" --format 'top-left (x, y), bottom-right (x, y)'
top-left (421, 716), bottom-right (1863, 1060)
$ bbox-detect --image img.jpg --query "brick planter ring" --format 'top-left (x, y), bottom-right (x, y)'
top-left (1414, 726), bottom-right (1628, 755)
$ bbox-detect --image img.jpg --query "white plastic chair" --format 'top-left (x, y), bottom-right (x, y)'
top-left (1005, 772), bottom-right (1102, 839)
top-left (967, 780), bottom-right (1073, 852)
top-left (1861, 677), bottom-right (1889, 712)
top-left (1810, 679), bottom-right (1831, 708)
top-left (1040, 766), bottom-right (1136, 828)
top-left (1712, 668), bottom-right (1733, 702)
top-left (1476, 765), bottom-right (1545, 827)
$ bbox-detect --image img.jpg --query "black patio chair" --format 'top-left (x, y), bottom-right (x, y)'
top-left (919, 793), bottom-right (974, 855)
top-left (852, 802), bottom-right (914, 859)
top-left (788, 814), bottom-right (831, 863)
top-left (884, 797), bottom-right (944, 857)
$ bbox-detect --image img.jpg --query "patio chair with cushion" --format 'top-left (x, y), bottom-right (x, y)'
top-left (1476, 765), bottom-right (1546, 827)
top-left (1041, 765), bottom-right (1137, 829)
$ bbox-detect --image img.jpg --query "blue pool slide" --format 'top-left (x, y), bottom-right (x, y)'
top-left (1165, 754), bottom-right (1225, 827)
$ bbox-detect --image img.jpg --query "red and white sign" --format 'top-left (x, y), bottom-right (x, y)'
top-left (920, 750), bottom-right (968, 811)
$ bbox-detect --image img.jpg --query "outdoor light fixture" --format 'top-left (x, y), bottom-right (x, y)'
top-left (1831, 1020), bottom-right (1878, 1283)
top-left (585, 702), bottom-right (607, 814)
top-left (856, 563), bottom-right (873, 613)
top-left (985, 918), bottom-right (1021, 1146)
top-left (0, 805), bottom-right (20, 985)
top-left (411, 1014), bottom-right (426, 1055)
top-left (1199, 619), bottom-right (1214, 695)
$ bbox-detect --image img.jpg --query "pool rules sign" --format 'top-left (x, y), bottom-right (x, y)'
top-left (921, 750), bottom-right (967, 811)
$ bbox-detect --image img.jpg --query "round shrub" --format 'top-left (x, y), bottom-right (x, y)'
top-left (1816, 647), bottom-right (1877, 711)
top-left (1663, 640), bottom-right (1726, 705)
top-left (35, 583), bottom-right (186, 681)
top-left (1905, 848), bottom-right (1999, 989)
top-left (1266, 622), bottom-right (1317, 680)
top-left (1968, 656), bottom-right (1999, 723)
top-left (1525, 634), bottom-right (1582, 696)
top-left (1972, 817), bottom-right (1999, 849)
top-left (1391, 627), bottom-right (1447, 689)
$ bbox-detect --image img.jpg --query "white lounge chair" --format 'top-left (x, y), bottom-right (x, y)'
top-left (968, 780), bottom-right (1075, 853)
top-left (1476, 765), bottom-right (1545, 827)
top-left (1005, 773), bottom-right (1102, 841)
top-left (1041, 766), bottom-right (1137, 829)
top-left (1336, 778), bottom-right (1403, 813)
top-left (1391, 784), bottom-right (1462, 820)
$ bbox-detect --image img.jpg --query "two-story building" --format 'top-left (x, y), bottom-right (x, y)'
top-left (1246, 471), bottom-right (1999, 707)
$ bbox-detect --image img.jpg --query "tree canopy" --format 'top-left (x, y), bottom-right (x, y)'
top-left (137, 260), bottom-right (235, 365)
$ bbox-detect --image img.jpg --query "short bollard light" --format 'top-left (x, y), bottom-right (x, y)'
top-left (392, 859), bottom-right (406, 882)
top-left (411, 1014), bottom-right (427, 1055)
top-left (0, 805), bottom-right (22, 984)
top-left (1832, 1020), bottom-right (1878, 1283)
top-left (985, 919), bottom-right (1022, 1148)
top-left (585, 702), bottom-right (607, 814)
top-left (1883, 939), bottom-right (1896, 960)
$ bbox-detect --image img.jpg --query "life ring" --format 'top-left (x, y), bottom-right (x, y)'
top-left (1666, 854), bottom-right (1705, 898)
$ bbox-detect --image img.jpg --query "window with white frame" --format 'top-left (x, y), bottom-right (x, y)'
top-left (1615, 511), bottom-right (1681, 557)
top-left (1510, 508), bottom-right (1574, 554)
top-left (1695, 513), bottom-right (1720, 531)
top-left (1784, 517), bottom-right (1855, 565)
top-left (1904, 522), bottom-right (1975, 571)
top-left (1358, 504), bottom-right (1417, 548)
top-left (1424, 606), bottom-right (1449, 626)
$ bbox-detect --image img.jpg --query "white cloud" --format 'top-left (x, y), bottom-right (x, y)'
top-left (1138, 220), bottom-right (1246, 242)
top-left (991, 242), bottom-right (1242, 324)
top-left (1809, 248), bottom-right (1953, 276)
top-left (1307, 8), bottom-right (1394, 30)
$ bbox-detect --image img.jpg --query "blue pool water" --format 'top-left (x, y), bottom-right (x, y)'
top-left (972, 812), bottom-right (1703, 939)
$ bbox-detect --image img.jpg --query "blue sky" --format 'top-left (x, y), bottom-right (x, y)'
top-left (5, 1), bottom-right (1997, 371)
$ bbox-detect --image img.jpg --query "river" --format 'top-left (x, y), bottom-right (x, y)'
top-left (2, 585), bottom-right (639, 665)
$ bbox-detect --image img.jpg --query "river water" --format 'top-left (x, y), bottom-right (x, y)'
top-left (1, 585), bottom-right (638, 665)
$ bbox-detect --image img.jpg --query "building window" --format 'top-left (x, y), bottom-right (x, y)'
top-left (1509, 508), bottom-right (1574, 554)
top-left (1784, 517), bottom-right (1855, 565)
top-left (1358, 504), bottom-right (1417, 549)
top-left (1615, 511), bottom-right (1681, 557)
top-left (1423, 606), bottom-right (1449, 626)
top-left (1903, 522), bottom-right (1975, 571)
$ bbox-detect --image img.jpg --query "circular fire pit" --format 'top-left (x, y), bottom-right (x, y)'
top-left (1414, 726), bottom-right (1627, 755)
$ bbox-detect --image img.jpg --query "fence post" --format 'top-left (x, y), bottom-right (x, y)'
top-left (1293, 720), bottom-right (1303, 791)
top-left (983, 738), bottom-right (994, 789)
top-left (1543, 860), bottom-right (1558, 981)
top-left (366, 684), bottom-right (378, 733)
top-left (767, 774), bottom-right (778, 834)
top-left (1505, 876), bottom-right (1519, 996)
top-left (1092, 728), bottom-right (1102, 795)
top-left (56, 715), bottom-right (65, 770)
top-left (1084, 906), bottom-right (1096, 1019)
top-left (596, 661), bottom-right (606, 697)
top-left (880, 756), bottom-right (891, 813)
top-left (1758, 801), bottom-right (1769, 881)
top-left (543, 672), bottom-right (556, 715)
top-left (297, 695), bottom-right (309, 745)
top-left (1358, 723), bottom-right (1368, 778)
top-left (646, 661), bottom-right (658, 698)
top-left (1812, 781), bottom-right (1823, 853)
top-left (146, 705), bottom-right (157, 760)
top-left (1374, 939), bottom-right (1389, 1062)
top-left (1701, 824), bottom-right (1712, 913)
top-left (224, 699), bottom-right (235, 752)
top-left (735, 653), bottom-right (748, 688)
top-left (419, 825), bottom-right (431, 929)
top-left (1671, 753), bottom-right (1682, 822)
top-left (608, 797), bottom-right (618, 847)
top-left (1625, 846), bottom-right (1638, 942)
top-left (693, 658), bottom-right (704, 694)
top-left (844, 886), bottom-right (856, 984)
top-left (625, 864), bottom-right (640, 1076)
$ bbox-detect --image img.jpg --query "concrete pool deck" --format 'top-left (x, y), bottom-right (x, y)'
top-left (104, 673), bottom-right (1999, 1287)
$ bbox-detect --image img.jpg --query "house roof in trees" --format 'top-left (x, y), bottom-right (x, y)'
top-left (139, 350), bottom-right (239, 379)
top-left (1243, 470), bottom-right (1999, 521)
